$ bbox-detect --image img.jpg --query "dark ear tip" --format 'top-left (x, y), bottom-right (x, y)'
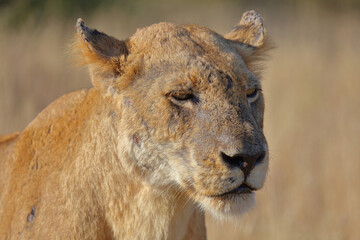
top-left (75, 18), bottom-right (91, 42)
top-left (76, 18), bottom-right (86, 33)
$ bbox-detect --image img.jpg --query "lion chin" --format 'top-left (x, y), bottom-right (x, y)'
top-left (192, 192), bottom-right (256, 221)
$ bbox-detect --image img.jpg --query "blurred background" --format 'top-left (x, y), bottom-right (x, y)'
top-left (0, 0), bottom-right (359, 239)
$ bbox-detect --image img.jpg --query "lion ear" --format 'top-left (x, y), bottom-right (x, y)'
top-left (225, 11), bottom-right (271, 71)
top-left (224, 10), bottom-right (266, 48)
top-left (74, 18), bottom-right (129, 92)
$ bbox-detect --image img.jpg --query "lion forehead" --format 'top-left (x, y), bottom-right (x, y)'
top-left (129, 22), bottom-right (243, 65)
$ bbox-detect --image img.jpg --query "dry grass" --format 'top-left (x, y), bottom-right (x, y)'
top-left (1, 3), bottom-right (359, 239)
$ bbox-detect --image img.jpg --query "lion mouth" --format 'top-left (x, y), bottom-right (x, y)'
top-left (217, 183), bottom-right (256, 197)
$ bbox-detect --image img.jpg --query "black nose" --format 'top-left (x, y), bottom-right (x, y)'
top-left (220, 151), bottom-right (266, 177)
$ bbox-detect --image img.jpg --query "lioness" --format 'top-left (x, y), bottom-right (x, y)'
top-left (0, 10), bottom-right (270, 240)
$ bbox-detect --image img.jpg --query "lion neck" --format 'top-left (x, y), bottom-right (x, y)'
top-left (95, 146), bottom-right (196, 239)
top-left (103, 179), bottom-right (196, 239)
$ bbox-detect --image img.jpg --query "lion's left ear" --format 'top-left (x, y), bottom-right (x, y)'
top-left (74, 18), bottom-right (129, 93)
top-left (224, 11), bottom-right (271, 70)
top-left (224, 10), bottom-right (266, 48)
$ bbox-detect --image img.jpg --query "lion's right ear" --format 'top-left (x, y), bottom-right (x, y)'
top-left (73, 18), bottom-right (129, 92)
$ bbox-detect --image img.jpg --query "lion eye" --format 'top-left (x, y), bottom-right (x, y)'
top-left (171, 93), bottom-right (194, 101)
top-left (167, 91), bottom-right (198, 105)
top-left (246, 88), bottom-right (260, 103)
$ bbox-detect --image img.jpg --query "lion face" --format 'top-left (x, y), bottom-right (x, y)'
top-left (75, 11), bottom-right (269, 219)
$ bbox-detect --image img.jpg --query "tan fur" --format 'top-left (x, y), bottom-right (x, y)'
top-left (0, 11), bottom-right (270, 239)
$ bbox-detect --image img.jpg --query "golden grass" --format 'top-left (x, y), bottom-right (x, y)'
top-left (1, 4), bottom-right (359, 239)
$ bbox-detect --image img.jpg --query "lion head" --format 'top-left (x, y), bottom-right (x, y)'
top-left (75, 10), bottom-right (270, 219)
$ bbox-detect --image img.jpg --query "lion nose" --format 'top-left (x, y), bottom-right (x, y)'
top-left (220, 151), bottom-right (266, 177)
